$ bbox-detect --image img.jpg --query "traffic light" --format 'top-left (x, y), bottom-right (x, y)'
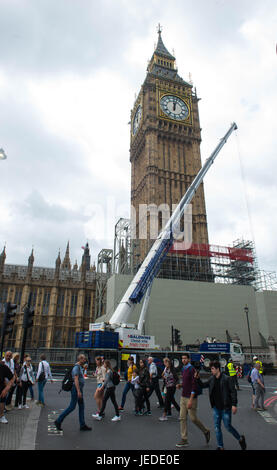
top-left (1, 302), bottom-right (17, 355)
top-left (174, 328), bottom-right (182, 347)
top-left (2, 302), bottom-right (17, 336)
top-left (23, 304), bottom-right (34, 329)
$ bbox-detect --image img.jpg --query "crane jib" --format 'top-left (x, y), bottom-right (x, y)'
top-left (129, 236), bottom-right (174, 303)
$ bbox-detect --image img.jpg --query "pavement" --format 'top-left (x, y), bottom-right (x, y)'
top-left (0, 398), bottom-right (41, 450)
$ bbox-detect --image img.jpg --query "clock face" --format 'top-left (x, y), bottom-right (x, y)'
top-left (160, 95), bottom-right (189, 121)
top-left (132, 104), bottom-right (142, 135)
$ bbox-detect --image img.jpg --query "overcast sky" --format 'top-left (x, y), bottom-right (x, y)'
top-left (0, 0), bottom-right (276, 279)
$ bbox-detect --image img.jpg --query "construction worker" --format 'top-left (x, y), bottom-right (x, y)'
top-left (253, 356), bottom-right (263, 375)
top-left (227, 358), bottom-right (240, 390)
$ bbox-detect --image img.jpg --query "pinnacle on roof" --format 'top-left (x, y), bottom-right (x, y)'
top-left (155, 23), bottom-right (175, 61)
top-left (62, 241), bottom-right (71, 270)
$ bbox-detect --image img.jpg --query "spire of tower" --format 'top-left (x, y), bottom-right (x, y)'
top-left (81, 242), bottom-right (91, 271)
top-left (28, 248), bottom-right (34, 266)
top-left (154, 23), bottom-right (175, 60)
top-left (0, 245), bottom-right (6, 271)
top-left (55, 249), bottom-right (61, 268)
top-left (62, 241), bottom-right (71, 270)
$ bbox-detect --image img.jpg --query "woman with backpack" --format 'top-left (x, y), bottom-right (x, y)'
top-left (159, 357), bottom-right (180, 421)
top-left (92, 360), bottom-right (121, 422)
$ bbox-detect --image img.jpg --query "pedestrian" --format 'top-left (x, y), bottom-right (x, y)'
top-left (246, 365), bottom-right (256, 408)
top-left (0, 362), bottom-right (15, 424)
top-left (131, 369), bottom-right (142, 415)
top-left (93, 356), bottom-right (106, 415)
top-left (197, 360), bottom-right (247, 450)
top-left (251, 362), bottom-right (266, 411)
top-left (23, 354), bottom-right (35, 401)
top-left (13, 353), bottom-right (23, 409)
top-left (159, 358), bottom-right (180, 421)
top-left (18, 356), bottom-right (35, 409)
top-left (118, 356), bottom-right (137, 411)
top-left (36, 354), bottom-right (54, 406)
top-left (147, 357), bottom-right (164, 408)
top-left (54, 354), bottom-right (92, 431)
top-left (253, 355), bottom-right (264, 375)
top-left (176, 353), bottom-right (210, 448)
top-left (138, 359), bottom-right (151, 415)
top-left (227, 358), bottom-right (240, 390)
top-left (2, 351), bottom-right (15, 411)
top-left (92, 359), bottom-right (121, 422)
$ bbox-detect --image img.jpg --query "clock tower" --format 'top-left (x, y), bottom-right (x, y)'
top-left (130, 27), bottom-right (211, 280)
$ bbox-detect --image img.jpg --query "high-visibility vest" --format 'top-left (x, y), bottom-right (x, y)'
top-left (255, 360), bottom-right (263, 374)
top-left (227, 362), bottom-right (237, 377)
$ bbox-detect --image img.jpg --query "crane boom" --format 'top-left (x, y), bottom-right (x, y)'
top-left (109, 122), bottom-right (238, 328)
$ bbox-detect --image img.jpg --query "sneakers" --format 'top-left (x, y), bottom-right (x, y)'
top-left (92, 413), bottom-right (99, 418)
top-left (95, 415), bottom-right (103, 421)
top-left (18, 405), bottom-right (23, 410)
top-left (111, 415), bottom-right (121, 422)
top-left (23, 404), bottom-right (29, 409)
top-left (0, 415), bottom-right (8, 424)
top-left (143, 410), bottom-right (152, 416)
top-left (204, 430), bottom-right (211, 444)
top-left (176, 439), bottom-right (189, 447)
top-left (118, 406), bottom-right (124, 411)
top-left (239, 435), bottom-right (247, 450)
top-left (54, 420), bottom-right (62, 431)
top-left (159, 416), bottom-right (168, 421)
top-left (80, 424), bottom-right (92, 431)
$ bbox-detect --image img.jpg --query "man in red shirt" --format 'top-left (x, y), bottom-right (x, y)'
top-left (176, 353), bottom-right (210, 448)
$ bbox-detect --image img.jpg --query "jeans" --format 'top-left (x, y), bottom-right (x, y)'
top-left (213, 407), bottom-right (241, 449)
top-left (56, 385), bottom-right (85, 427)
top-left (121, 381), bottom-right (134, 408)
top-left (38, 379), bottom-right (47, 404)
top-left (254, 383), bottom-right (265, 409)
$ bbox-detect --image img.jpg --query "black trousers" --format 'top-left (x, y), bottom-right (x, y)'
top-left (164, 386), bottom-right (180, 415)
top-left (133, 388), bottom-right (141, 411)
top-left (148, 377), bottom-right (164, 407)
top-left (138, 387), bottom-right (151, 412)
top-left (21, 381), bottom-right (32, 406)
top-left (5, 385), bottom-right (16, 406)
top-left (99, 387), bottom-right (119, 417)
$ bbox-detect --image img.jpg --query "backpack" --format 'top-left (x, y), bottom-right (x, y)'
top-left (38, 362), bottom-right (46, 383)
top-left (247, 368), bottom-right (253, 384)
top-left (112, 370), bottom-right (120, 386)
top-left (59, 367), bottom-right (74, 393)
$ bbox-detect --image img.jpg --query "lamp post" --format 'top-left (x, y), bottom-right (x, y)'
top-left (0, 148), bottom-right (7, 160)
top-left (244, 304), bottom-right (253, 353)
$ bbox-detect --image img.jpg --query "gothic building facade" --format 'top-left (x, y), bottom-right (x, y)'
top-left (0, 243), bottom-right (96, 351)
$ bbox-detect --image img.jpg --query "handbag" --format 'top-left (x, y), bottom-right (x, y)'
top-left (38, 362), bottom-right (46, 383)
